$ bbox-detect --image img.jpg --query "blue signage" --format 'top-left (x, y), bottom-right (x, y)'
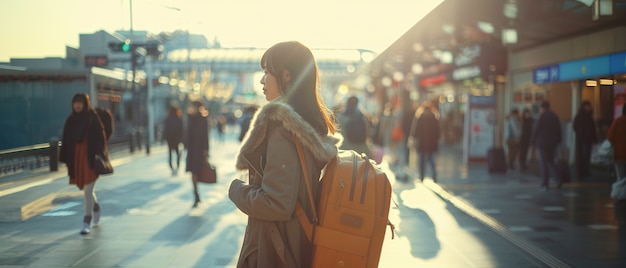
top-left (559, 56), bottom-right (610, 81)
top-left (469, 95), bottom-right (496, 106)
top-left (610, 51), bottom-right (626, 75)
top-left (533, 65), bottom-right (559, 84)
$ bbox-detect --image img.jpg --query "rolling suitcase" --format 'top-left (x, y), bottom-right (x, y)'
top-left (487, 147), bottom-right (507, 174)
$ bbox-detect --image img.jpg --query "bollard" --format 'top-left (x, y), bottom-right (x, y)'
top-left (136, 129), bottom-right (143, 151)
top-left (146, 135), bottom-right (150, 155)
top-left (49, 138), bottom-right (59, 172)
top-left (129, 131), bottom-right (135, 153)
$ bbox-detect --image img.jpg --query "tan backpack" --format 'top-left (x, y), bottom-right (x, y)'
top-left (295, 141), bottom-right (394, 268)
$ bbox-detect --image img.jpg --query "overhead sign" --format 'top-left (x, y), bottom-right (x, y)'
top-left (452, 65), bottom-right (481, 81)
top-left (533, 65), bottom-right (559, 84)
top-left (610, 51), bottom-right (626, 75)
top-left (559, 55), bottom-right (610, 81)
top-left (419, 74), bottom-right (447, 87)
top-left (84, 55), bottom-right (108, 68)
top-left (455, 45), bottom-right (481, 66)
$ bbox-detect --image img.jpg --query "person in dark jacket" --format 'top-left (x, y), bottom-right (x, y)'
top-left (519, 108), bottom-right (534, 171)
top-left (239, 105), bottom-right (258, 142)
top-left (163, 106), bottom-right (183, 176)
top-left (338, 96), bottom-right (372, 158)
top-left (532, 101), bottom-right (563, 190)
top-left (229, 41), bottom-right (338, 268)
top-left (186, 100), bottom-right (209, 208)
top-left (409, 103), bottom-right (441, 182)
top-left (573, 101), bottom-right (598, 179)
top-left (59, 93), bottom-right (107, 235)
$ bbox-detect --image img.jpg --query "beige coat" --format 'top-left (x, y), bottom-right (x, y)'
top-left (229, 101), bottom-right (338, 268)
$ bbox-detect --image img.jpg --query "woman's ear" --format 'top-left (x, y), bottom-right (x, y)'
top-left (281, 70), bottom-right (291, 85)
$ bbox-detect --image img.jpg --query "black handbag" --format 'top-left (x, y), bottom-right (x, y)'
top-left (94, 154), bottom-right (114, 175)
top-left (198, 161), bottom-right (216, 183)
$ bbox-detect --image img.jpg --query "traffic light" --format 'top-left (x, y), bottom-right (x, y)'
top-left (108, 40), bottom-right (131, 53)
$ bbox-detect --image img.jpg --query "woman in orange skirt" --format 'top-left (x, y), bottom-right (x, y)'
top-left (60, 93), bottom-right (107, 235)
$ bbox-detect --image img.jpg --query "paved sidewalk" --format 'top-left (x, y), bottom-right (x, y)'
top-left (398, 144), bottom-right (626, 267)
top-left (1, 131), bottom-right (624, 267)
top-left (0, 132), bottom-right (551, 267)
top-left (0, 147), bottom-right (156, 222)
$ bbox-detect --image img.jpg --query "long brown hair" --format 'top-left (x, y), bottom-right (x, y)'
top-left (261, 41), bottom-right (336, 135)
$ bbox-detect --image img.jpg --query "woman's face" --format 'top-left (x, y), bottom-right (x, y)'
top-left (261, 70), bottom-right (281, 101)
top-left (73, 101), bottom-right (84, 113)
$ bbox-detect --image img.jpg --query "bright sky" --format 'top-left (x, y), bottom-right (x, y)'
top-left (0, 0), bottom-right (443, 62)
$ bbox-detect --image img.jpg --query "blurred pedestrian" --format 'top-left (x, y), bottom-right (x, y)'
top-left (163, 106), bottom-right (183, 176)
top-left (216, 115), bottom-right (226, 143)
top-left (505, 108), bottom-right (522, 170)
top-left (397, 104), bottom-right (417, 166)
top-left (59, 93), bottom-right (107, 235)
top-left (608, 105), bottom-right (626, 180)
top-left (573, 101), bottom-right (598, 179)
top-left (186, 100), bottom-right (209, 208)
top-left (229, 41), bottom-right (338, 267)
top-left (373, 103), bottom-right (393, 148)
top-left (519, 108), bottom-right (534, 171)
top-left (338, 96), bottom-right (372, 158)
top-left (239, 105), bottom-right (258, 142)
top-left (532, 101), bottom-right (563, 190)
top-left (608, 106), bottom-right (626, 226)
top-left (409, 102), bottom-right (441, 182)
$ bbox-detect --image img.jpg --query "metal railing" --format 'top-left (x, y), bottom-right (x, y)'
top-left (0, 137), bottom-right (132, 177)
top-left (0, 143), bottom-right (51, 176)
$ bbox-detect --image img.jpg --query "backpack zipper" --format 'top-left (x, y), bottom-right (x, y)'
top-left (335, 179), bottom-right (344, 209)
top-left (349, 153), bottom-right (358, 201)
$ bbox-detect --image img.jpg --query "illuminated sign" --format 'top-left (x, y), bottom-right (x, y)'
top-left (533, 65), bottom-right (559, 84)
top-left (84, 55), bottom-right (108, 67)
top-left (610, 51), bottom-right (626, 74)
top-left (455, 45), bottom-right (481, 66)
top-left (419, 74), bottom-right (447, 87)
top-left (452, 65), bottom-right (481, 81)
top-left (559, 55), bottom-right (610, 81)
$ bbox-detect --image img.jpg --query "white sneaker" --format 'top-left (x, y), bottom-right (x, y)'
top-left (93, 211), bottom-right (100, 227)
top-left (80, 223), bottom-right (91, 235)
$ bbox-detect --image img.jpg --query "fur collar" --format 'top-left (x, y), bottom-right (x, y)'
top-left (236, 101), bottom-right (339, 170)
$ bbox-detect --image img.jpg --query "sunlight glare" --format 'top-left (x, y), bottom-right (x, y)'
top-left (0, 0), bottom-right (444, 61)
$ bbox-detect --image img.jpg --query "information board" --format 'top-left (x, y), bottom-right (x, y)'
top-left (463, 95), bottom-right (496, 162)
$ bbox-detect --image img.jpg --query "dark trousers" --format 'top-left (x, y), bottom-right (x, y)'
top-left (575, 141), bottom-right (592, 178)
top-left (507, 140), bottom-right (519, 169)
top-left (418, 152), bottom-right (436, 180)
top-left (167, 141), bottom-right (180, 170)
top-left (539, 147), bottom-right (560, 186)
top-left (519, 141), bottom-right (530, 169)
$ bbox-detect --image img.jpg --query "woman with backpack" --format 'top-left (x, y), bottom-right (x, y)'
top-left (229, 41), bottom-right (338, 268)
top-left (59, 93), bottom-right (107, 235)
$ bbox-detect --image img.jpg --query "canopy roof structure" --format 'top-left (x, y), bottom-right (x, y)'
top-left (362, 0), bottom-right (626, 80)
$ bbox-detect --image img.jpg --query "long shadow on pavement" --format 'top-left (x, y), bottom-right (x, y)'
top-left (394, 189), bottom-right (441, 259)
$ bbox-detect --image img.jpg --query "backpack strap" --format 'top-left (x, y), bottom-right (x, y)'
top-left (294, 137), bottom-right (317, 242)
